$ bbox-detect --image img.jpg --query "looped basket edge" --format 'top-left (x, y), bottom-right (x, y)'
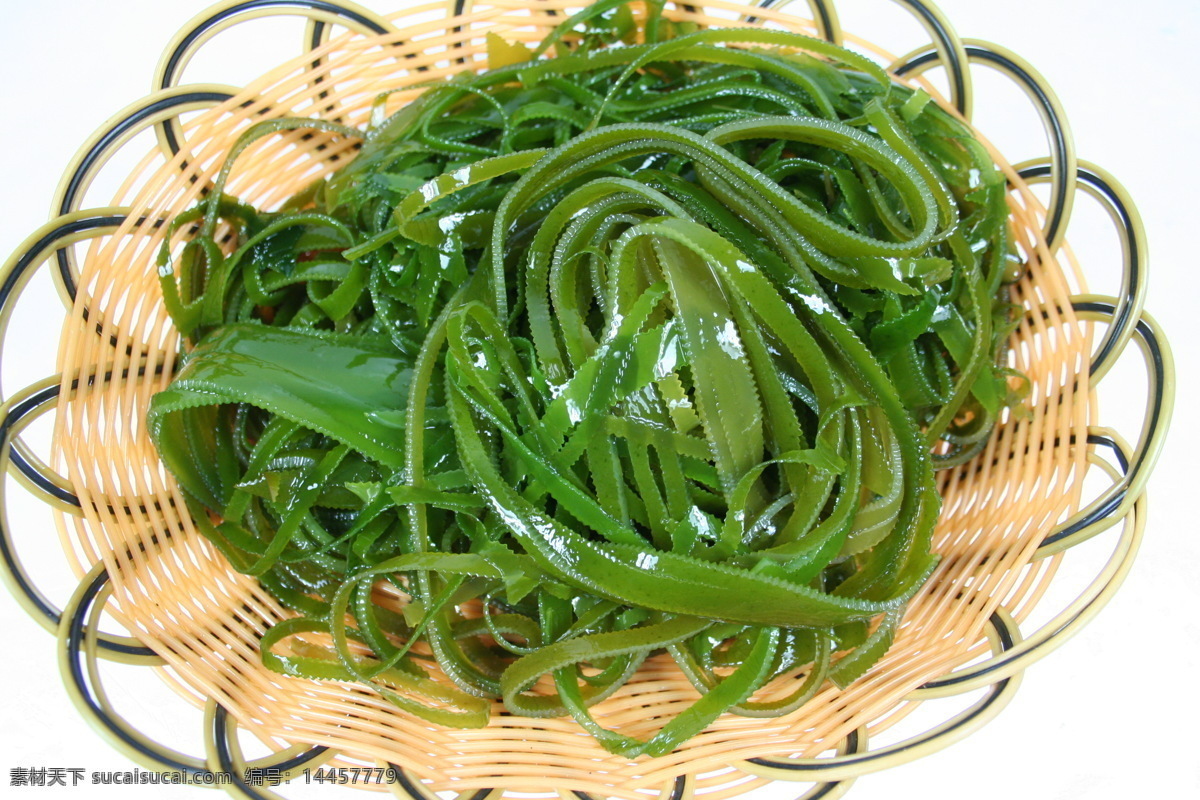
top-left (0, 2), bottom-right (1173, 799)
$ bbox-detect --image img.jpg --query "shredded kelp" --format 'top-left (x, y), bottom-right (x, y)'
top-left (149, 0), bottom-right (1023, 756)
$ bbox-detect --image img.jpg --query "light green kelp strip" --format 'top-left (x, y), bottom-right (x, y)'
top-left (148, 0), bottom-right (1023, 756)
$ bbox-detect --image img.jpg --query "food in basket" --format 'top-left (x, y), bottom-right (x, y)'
top-left (148, 0), bottom-right (1023, 756)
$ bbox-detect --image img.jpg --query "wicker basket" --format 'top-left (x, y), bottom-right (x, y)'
top-left (0, 2), bottom-right (1173, 799)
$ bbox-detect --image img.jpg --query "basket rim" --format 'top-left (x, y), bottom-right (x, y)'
top-left (0, 2), bottom-right (1174, 799)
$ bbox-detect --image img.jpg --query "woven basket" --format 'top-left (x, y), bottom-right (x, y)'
top-left (0, 2), bottom-right (1173, 799)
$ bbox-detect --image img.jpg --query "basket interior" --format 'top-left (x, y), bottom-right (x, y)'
top-left (50, 2), bottom-right (1094, 797)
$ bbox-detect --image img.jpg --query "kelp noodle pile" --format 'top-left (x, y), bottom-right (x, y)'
top-left (147, 0), bottom-right (1023, 757)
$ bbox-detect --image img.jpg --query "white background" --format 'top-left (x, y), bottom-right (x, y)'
top-left (0, 1), bottom-right (1196, 799)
